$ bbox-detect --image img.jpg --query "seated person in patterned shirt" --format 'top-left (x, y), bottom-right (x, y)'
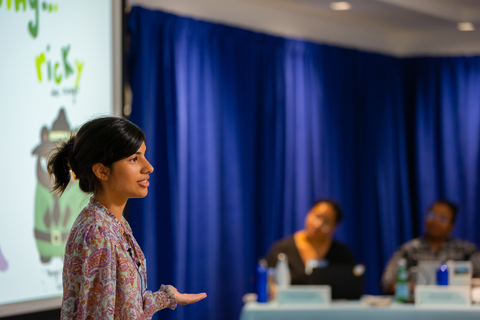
top-left (265, 199), bottom-right (355, 285)
top-left (381, 199), bottom-right (480, 294)
top-left (48, 117), bottom-right (207, 319)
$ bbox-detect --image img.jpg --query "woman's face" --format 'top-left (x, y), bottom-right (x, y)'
top-left (304, 202), bottom-right (336, 239)
top-left (107, 141), bottom-right (154, 200)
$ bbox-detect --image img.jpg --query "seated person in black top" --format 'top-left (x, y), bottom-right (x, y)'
top-left (265, 199), bottom-right (355, 285)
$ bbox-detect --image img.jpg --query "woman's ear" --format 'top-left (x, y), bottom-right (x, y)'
top-left (92, 163), bottom-right (110, 181)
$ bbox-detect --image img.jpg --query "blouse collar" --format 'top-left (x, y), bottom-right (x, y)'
top-left (89, 197), bottom-right (129, 235)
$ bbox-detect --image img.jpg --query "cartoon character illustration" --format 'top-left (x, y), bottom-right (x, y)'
top-left (0, 245), bottom-right (8, 272)
top-left (31, 108), bottom-right (88, 263)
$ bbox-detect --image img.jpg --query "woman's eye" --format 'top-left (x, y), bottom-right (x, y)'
top-left (130, 157), bottom-right (138, 162)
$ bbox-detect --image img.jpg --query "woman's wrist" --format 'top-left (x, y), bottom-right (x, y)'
top-left (160, 284), bottom-right (177, 309)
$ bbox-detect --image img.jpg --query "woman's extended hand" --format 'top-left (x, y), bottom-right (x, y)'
top-left (170, 286), bottom-right (207, 305)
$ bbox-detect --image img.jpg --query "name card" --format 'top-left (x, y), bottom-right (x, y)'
top-left (447, 261), bottom-right (472, 286)
top-left (277, 285), bottom-right (331, 305)
top-left (415, 285), bottom-right (471, 307)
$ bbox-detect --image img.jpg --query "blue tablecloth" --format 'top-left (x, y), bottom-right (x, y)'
top-left (240, 301), bottom-right (480, 320)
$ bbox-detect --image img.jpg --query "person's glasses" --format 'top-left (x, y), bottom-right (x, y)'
top-left (314, 216), bottom-right (332, 227)
top-left (426, 211), bottom-right (450, 225)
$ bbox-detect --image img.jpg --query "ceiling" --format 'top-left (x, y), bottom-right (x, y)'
top-left (252, 0), bottom-right (480, 33)
top-left (128, 0), bottom-right (480, 56)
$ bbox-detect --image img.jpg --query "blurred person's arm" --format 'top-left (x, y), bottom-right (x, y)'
top-left (265, 240), bottom-right (283, 268)
top-left (467, 244), bottom-right (480, 278)
top-left (381, 249), bottom-right (405, 295)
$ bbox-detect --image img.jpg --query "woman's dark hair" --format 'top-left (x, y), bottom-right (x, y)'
top-left (48, 117), bottom-right (145, 195)
top-left (429, 199), bottom-right (459, 224)
top-left (310, 198), bottom-right (344, 224)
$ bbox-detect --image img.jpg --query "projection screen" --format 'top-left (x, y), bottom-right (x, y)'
top-left (0, 0), bottom-right (122, 316)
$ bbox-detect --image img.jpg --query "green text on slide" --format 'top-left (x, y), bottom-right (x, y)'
top-left (0, 0), bottom-right (58, 39)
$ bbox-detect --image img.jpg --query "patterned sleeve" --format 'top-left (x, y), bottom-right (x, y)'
top-left (142, 285), bottom-right (177, 317)
top-left (466, 244), bottom-right (480, 278)
top-left (62, 225), bottom-right (117, 319)
top-left (110, 241), bottom-right (176, 319)
top-left (381, 248), bottom-right (404, 294)
top-left (63, 224), bottom-right (177, 319)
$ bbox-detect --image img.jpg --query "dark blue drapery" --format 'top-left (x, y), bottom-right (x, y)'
top-left (407, 57), bottom-right (480, 241)
top-left (127, 7), bottom-right (480, 320)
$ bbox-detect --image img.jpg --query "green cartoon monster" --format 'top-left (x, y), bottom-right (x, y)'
top-left (31, 109), bottom-right (88, 263)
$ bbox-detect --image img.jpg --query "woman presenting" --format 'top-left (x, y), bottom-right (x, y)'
top-left (48, 117), bottom-right (206, 319)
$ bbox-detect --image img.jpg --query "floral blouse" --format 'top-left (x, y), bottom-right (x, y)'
top-left (61, 198), bottom-right (176, 319)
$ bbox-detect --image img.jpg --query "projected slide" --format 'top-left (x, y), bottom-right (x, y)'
top-left (0, 0), bottom-right (114, 307)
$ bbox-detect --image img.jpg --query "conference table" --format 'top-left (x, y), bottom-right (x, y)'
top-left (240, 300), bottom-right (480, 320)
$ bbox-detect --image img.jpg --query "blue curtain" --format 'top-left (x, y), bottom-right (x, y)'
top-left (127, 6), bottom-right (480, 320)
top-left (407, 57), bottom-right (480, 241)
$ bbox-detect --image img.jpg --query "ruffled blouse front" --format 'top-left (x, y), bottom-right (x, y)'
top-left (61, 198), bottom-right (176, 319)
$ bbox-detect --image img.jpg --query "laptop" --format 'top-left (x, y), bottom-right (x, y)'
top-left (415, 261), bottom-right (440, 285)
top-left (307, 264), bottom-right (364, 300)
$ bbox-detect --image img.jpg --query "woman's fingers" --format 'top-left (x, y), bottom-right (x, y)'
top-left (187, 293), bottom-right (207, 304)
top-left (177, 292), bottom-right (207, 305)
top-left (169, 285), bottom-right (207, 305)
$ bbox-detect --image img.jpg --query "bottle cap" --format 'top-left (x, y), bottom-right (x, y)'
top-left (278, 253), bottom-right (286, 261)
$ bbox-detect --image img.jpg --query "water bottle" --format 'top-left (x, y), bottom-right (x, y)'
top-left (256, 259), bottom-right (268, 303)
top-left (275, 253), bottom-right (291, 289)
top-left (437, 262), bottom-right (448, 286)
top-left (395, 258), bottom-right (410, 302)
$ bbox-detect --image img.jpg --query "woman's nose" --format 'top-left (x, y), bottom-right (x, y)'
top-left (143, 159), bottom-right (154, 173)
